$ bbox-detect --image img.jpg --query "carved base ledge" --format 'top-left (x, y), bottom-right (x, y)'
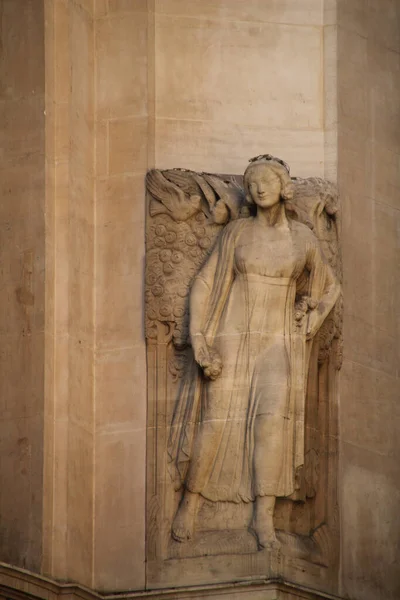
top-left (0, 562), bottom-right (348, 600)
top-left (168, 528), bottom-right (327, 565)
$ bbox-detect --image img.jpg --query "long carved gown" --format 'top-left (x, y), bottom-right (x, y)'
top-left (168, 215), bottom-right (338, 504)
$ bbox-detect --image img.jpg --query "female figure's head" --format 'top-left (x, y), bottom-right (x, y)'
top-left (244, 155), bottom-right (294, 209)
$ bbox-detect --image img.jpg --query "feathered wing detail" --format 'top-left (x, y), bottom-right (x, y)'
top-left (146, 169), bottom-right (202, 221)
top-left (145, 169), bottom-right (247, 349)
top-left (202, 174), bottom-right (245, 222)
top-left (163, 169), bottom-right (203, 197)
top-left (146, 169), bottom-right (184, 211)
top-left (191, 173), bottom-right (217, 213)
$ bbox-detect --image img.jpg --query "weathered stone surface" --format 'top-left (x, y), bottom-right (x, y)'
top-left (145, 156), bottom-right (342, 590)
top-left (0, 2), bottom-right (398, 600)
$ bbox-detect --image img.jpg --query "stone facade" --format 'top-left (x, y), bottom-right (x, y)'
top-left (0, 1), bottom-right (398, 600)
top-left (0, 0), bottom-right (45, 572)
top-left (337, 1), bottom-right (400, 598)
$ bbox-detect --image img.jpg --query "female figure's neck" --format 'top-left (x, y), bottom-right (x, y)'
top-left (255, 201), bottom-right (288, 228)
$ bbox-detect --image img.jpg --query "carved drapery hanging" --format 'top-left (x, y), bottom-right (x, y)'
top-left (145, 156), bottom-right (342, 588)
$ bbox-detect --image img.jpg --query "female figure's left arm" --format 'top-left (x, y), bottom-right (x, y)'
top-left (305, 237), bottom-right (341, 340)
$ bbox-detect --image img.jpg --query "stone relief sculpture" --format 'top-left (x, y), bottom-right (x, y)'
top-left (145, 155), bottom-right (342, 585)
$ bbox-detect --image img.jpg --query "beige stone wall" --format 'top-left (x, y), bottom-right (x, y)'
top-left (93, 1), bottom-right (148, 591)
top-left (43, 0), bottom-right (148, 590)
top-left (154, 0), bottom-right (327, 178)
top-left (34, 0), bottom-right (400, 598)
top-left (44, 0), bottom-right (92, 583)
top-left (40, 0), bottom-right (339, 592)
top-left (337, 2), bottom-right (400, 599)
top-left (43, 0), bottom-right (69, 579)
top-left (42, 0), bottom-right (332, 591)
top-left (0, 0), bottom-right (45, 571)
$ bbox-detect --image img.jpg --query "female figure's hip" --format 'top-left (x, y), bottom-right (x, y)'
top-left (251, 337), bottom-right (290, 417)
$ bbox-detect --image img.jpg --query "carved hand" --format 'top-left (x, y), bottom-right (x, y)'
top-left (306, 308), bottom-right (323, 340)
top-left (203, 348), bottom-right (223, 380)
top-left (191, 333), bottom-right (222, 380)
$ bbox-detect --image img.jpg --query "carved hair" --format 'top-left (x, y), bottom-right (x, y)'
top-left (243, 156), bottom-right (295, 205)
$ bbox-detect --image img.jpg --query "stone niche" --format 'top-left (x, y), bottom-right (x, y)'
top-left (145, 155), bottom-right (343, 594)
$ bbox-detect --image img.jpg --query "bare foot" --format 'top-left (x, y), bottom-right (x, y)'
top-left (256, 525), bottom-right (280, 551)
top-left (171, 490), bottom-right (199, 543)
top-left (253, 495), bottom-right (280, 551)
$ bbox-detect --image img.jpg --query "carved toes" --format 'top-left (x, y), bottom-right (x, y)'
top-left (171, 523), bottom-right (193, 543)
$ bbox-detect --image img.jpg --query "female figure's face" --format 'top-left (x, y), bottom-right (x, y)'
top-left (247, 164), bottom-right (282, 209)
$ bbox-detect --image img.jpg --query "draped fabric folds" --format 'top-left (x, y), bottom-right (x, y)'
top-left (167, 218), bottom-right (327, 503)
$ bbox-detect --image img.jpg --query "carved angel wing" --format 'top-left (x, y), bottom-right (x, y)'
top-left (146, 170), bottom-right (246, 348)
top-left (202, 174), bottom-right (245, 223)
top-left (290, 177), bottom-right (341, 278)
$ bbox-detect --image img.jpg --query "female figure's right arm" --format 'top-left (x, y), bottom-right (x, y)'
top-left (189, 248), bottom-right (222, 379)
